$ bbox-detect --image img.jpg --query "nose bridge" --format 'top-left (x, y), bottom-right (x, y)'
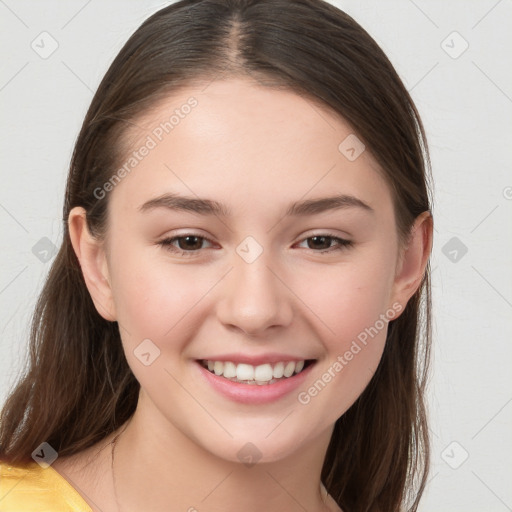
top-left (217, 241), bottom-right (293, 336)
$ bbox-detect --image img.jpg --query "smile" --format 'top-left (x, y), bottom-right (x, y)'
top-left (199, 359), bottom-right (312, 385)
top-left (195, 357), bottom-right (316, 404)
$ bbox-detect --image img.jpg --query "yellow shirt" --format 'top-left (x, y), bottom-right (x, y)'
top-left (0, 461), bottom-right (92, 511)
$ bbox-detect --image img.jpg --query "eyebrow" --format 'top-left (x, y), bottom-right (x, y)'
top-left (138, 192), bottom-right (374, 217)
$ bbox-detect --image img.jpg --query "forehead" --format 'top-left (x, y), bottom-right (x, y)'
top-left (109, 78), bottom-right (392, 220)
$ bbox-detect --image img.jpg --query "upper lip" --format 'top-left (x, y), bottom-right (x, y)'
top-left (196, 353), bottom-right (316, 366)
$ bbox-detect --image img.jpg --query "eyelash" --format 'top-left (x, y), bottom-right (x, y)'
top-left (157, 233), bottom-right (353, 257)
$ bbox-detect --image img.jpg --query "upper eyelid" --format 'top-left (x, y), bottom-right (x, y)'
top-left (159, 227), bottom-right (352, 241)
top-left (159, 231), bottom-right (351, 241)
top-left (159, 232), bottom-right (351, 249)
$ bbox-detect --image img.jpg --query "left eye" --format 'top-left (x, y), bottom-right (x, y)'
top-left (296, 235), bottom-right (352, 252)
top-left (158, 233), bottom-right (352, 256)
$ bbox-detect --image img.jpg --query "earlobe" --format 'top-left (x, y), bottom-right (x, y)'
top-left (390, 211), bottom-right (433, 311)
top-left (68, 206), bottom-right (117, 322)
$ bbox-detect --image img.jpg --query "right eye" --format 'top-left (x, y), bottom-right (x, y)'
top-left (158, 234), bottom-right (215, 256)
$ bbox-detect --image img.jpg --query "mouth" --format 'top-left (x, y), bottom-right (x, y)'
top-left (197, 359), bottom-right (316, 385)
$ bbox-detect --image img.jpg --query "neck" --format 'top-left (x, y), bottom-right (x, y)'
top-left (111, 392), bottom-right (335, 512)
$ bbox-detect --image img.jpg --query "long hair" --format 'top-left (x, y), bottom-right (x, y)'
top-left (0, 1), bottom-right (433, 510)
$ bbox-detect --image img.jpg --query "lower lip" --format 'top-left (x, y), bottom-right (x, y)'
top-left (195, 361), bottom-right (315, 405)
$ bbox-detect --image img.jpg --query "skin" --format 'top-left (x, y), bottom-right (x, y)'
top-left (56, 77), bottom-right (432, 512)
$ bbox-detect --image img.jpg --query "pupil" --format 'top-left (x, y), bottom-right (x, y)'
top-left (310, 236), bottom-right (330, 250)
top-left (181, 236), bottom-right (201, 250)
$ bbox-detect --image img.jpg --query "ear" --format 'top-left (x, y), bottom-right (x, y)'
top-left (389, 211), bottom-right (433, 312)
top-left (68, 206), bottom-right (116, 322)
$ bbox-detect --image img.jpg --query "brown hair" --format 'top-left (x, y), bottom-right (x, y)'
top-left (0, 1), bottom-right (433, 510)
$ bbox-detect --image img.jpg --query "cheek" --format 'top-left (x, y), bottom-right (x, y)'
top-left (294, 248), bottom-right (396, 346)
top-left (108, 246), bottom-right (204, 344)
top-left (110, 257), bottom-right (210, 398)
top-left (290, 247), bottom-right (396, 419)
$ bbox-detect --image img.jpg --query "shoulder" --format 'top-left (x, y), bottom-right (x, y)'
top-left (0, 460), bottom-right (92, 512)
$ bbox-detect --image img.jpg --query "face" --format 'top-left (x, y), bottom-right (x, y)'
top-left (77, 77), bottom-right (419, 464)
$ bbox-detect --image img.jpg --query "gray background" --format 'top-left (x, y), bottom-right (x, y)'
top-left (1, 1), bottom-right (511, 510)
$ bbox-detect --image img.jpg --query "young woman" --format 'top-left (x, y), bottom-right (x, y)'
top-left (0, 1), bottom-right (433, 511)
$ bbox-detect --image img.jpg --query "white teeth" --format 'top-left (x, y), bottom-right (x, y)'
top-left (202, 359), bottom-right (308, 383)
top-left (254, 364), bottom-right (273, 382)
top-left (223, 361), bottom-right (237, 379)
top-left (283, 362), bottom-right (296, 378)
top-left (273, 362), bottom-right (284, 379)
top-left (236, 363), bottom-right (254, 381)
top-left (213, 361), bottom-right (224, 376)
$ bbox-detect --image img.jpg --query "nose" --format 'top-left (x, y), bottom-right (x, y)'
top-left (216, 251), bottom-right (293, 337)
